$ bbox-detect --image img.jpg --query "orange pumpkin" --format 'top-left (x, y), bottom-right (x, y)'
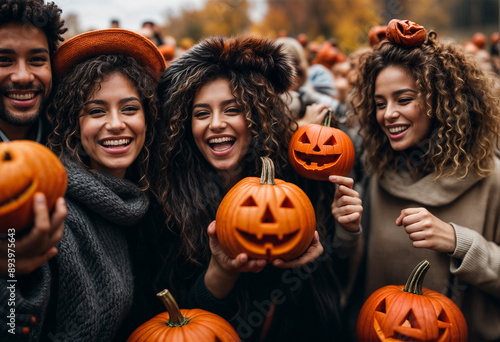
top-left (356, 260), bottom-right (468, 342)
top-left (386, 19), bottom-right (427, 48)
top-left (0, 141), bottom-right (67, 234)
top-left (127, 289), bottom-right (240, 342)
top-left (288, 113), bottom-right (355, 181)
top-left (216, 157), bottom-right (316, 262)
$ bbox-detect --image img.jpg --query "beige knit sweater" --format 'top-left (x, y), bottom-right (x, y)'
top-left (344, 157), bottom-right (500, 341)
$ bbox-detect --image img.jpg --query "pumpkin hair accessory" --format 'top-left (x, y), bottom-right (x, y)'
top-left (53, 28), bottom-right (166, 81)
top-left (385, 19), bottom-right (427, 48)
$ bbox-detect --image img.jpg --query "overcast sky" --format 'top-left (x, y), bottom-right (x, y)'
top-left (53, 0), bottom-right (206, 31)
top-left (53, 0), bottom-right (266, 32)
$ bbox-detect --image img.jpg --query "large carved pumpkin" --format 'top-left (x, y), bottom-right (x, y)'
top-left (288, 120), bottom-right (355, 181)
top-left (216, 157), bottom-right (316, 262)
top-left (127, 289), bottom-right (240, 341)
top-left (356, 260), bottom-right (468, 342)
top-left (0, 141), bottom-right (67, 234)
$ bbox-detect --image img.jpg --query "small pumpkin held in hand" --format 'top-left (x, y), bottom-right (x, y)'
top-left (0, 141), bottom-right (67, 234)
top-left (289, 112), bottom-right (355, 181)
top-left (216, 157), bottom-right (316, 262)
top-left (356, 260), bottom-right (468, 342)
top-left (127, 289), bottom-right (240, 342)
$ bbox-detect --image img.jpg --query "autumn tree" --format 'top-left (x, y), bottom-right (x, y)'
top-left (162, 0), bottom-right (251, 42)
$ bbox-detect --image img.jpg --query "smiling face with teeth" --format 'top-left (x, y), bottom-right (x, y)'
top-left (374, 65), bottom-right (432, 151)
top-left (0, 22), bottom-right (52, 137)
top-left (79, 72), bottom-right (146, 179)
top-left (191, 78), bottom-right (252, 185)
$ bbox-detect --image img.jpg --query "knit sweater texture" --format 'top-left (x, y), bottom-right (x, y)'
top-left (0, 157), bottom-right (149, 341)
top-left (348, 157), bottom-right (500, 342)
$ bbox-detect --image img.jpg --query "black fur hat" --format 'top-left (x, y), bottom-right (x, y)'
top-left (159, 36), bottom-right (296, 95)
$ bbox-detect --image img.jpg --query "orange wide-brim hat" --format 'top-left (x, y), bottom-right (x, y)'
top-left (53, 28), bottom-right (167, 81)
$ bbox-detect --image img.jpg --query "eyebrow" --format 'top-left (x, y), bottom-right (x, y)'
top-left (374, 88), bottom-right (418, 98)
top-left (0, 47), bottom-right (49, 55)
top-left (84, 97), bottom-right (141, 106)
top-left (192, 98), bottom-right (236, 109)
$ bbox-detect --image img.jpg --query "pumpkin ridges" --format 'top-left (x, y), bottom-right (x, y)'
top-left (289, 124), bottom-right (355, 180)
top-left (0, 141), bottom-right (67, 233)
top-left (216, 157), bottom-right (316, 261)
top-left (127, 290), bottom-right (239, 342)
top-left (356, 260), bottom-right (468, 342)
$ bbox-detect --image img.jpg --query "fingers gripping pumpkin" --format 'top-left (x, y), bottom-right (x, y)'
top-left (289, 113), bottom-right (355, 181)
top-left (127, 289), bottom-right (240, 341)
top-left (0, 141), bottom-right (67, 234)
top-left (216, 157), bottom-right (316, 262)
top-left (356, 260), bottom-right (468, 342)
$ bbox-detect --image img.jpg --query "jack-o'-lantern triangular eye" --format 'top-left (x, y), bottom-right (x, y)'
top-left (280, 197), bottom-right (295, 208)
top-left (323, 135), bottom-right (336, 146)
top-left (242, 196), bottom-right (258, 207)
top-left (298, 132), bottom-right (310, 144)
top-left (438, 309), bottom-right (450, 323)
top-left (375, 298), bottom-right (386, 313)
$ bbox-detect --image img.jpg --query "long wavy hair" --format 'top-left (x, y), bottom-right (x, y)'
top-left (47, 54), bottom-right (158, 190)
top-left (352, 32), bottom-right (500, 179)
top-left (144, 38), bottom-right (341, 337)
top-left (153, 37), bottom-right (297, 266)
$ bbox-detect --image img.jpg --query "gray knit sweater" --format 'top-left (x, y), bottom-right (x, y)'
top-left (0, 157), bottom-right (149, 341)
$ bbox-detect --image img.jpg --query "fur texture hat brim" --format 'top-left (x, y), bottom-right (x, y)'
top-left (166, 36), bottom-right (295, 94)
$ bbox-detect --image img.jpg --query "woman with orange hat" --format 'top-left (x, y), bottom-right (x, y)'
top-left (135, 36), bottom-right (363, 341)
top-left (346, 19), bottom-right (500, 341)
top-left (1, 29), bottom-right (165, 340)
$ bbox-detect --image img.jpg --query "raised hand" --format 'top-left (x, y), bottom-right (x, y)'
top-left (0, 193), bottom-right (66, 275)
top-left (396, 207), bottom-right (456, 253)
top-left (329, 175), bottom-right (362, 233)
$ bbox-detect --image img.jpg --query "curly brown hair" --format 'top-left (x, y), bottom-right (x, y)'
top-left (352, 32), bottom-right (500, 179)
top-left (47, 54), bottom-right (158, 190)
top-left (0, 0), bottom-right (67, 59)
top-left (153, 37), bottom-right (297, 264)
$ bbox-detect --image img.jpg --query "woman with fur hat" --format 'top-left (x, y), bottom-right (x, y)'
top-left (346, 19), bottom-right (500, 341)
top-left (134, 36), bottom-right (363, 341)
top-left (0, 29), bottom-right (164, 340)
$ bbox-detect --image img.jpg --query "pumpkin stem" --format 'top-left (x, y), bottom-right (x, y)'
top-left (157, 289), bottom-right (190, 327)
top-left (403, 260), bottom-right (430, 295)
top-left (260, 157), bottom-right (276, 185)
top-left (321, 109), bottom-right (332, 127)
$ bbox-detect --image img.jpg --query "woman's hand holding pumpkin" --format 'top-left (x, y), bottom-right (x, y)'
top-left (396, 207), bottom-right (456, 253)
top-left (272, 230), bottom-right (323, 268)
top-left (329, 175), bottom-right (363, 233)
top-left (205, 220), bottom-right (267, 299)
top-left (0, 194), bottom-right (66, 275)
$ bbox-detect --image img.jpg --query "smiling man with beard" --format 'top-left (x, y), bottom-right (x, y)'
top-left (0, 0), bottom-right (66, 143)
top-left (0, 0), bottom-right (67, 278)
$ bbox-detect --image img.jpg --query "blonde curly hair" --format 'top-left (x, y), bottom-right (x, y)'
top-left (352, 32), bottom-right (500, 179)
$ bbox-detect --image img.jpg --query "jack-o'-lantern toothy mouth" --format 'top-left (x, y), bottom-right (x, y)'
top-left (0, 181), bottom-right (35, 207)
top-left (293, 151), bottom-right (340, 169)
top-left (236, 228), bottom-right (299, 248)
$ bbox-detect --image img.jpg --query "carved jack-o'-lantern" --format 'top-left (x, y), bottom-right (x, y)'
top-left (356, 260), bottom-right (468, 342)
top-left (216, 157), bottom-right (316, 261)
top-left (289, 120), bottom-right (355, 181)
top-left (0, 141), bottom-right (67, 234)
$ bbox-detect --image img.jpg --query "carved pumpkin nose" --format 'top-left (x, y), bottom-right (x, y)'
top-left (261, 205), bottom-right (275, 223)
top-left (312, 145), bottom-right (321, 152)
top-left (2, 151), bottom-right (12, 161)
